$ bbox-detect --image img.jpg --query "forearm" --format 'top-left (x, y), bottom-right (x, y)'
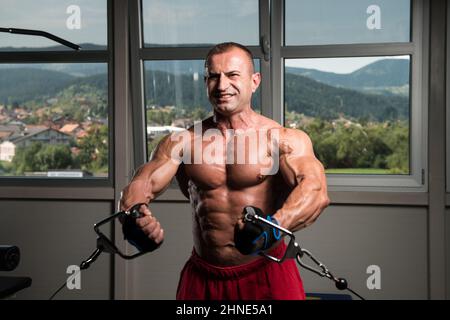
top-left (121, 160), bottom-right (176, 210)
top-left (120, 178), bottom-right (155, 210)
top-left (274, 159), bottom-right (330, 231)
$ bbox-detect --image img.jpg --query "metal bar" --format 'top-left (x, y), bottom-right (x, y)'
top-left (0, 51), bottom-right (108, 63)
top-left (0, 186), bottom-right (114, 200)
top-left (281, 43), bottom-right (415, 59)
top-left (129, 0), bottom-right (147, 168)
top-left (427, 0), bottom-right (447, 300)
top-left (113, 0), bottom-right (132, 300)
top-left (0, 27), bottom-right (80, 51)
top-left (270, 0), bottom-right (283, 124)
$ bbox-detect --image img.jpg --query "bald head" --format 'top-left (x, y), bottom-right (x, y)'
top-left (204, 42), bottom-right (255, 75)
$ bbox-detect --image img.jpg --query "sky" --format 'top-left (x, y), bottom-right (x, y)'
top-left (0, 0), bottom-right (410, 74)
top-left (285, 0), bottom-right (410, 45)
top-left (0, 0), bottom-right (107, 47)
top-left (285, 56), bottom-right (410, 74)
top-left (142, 0), bottom-right (259, 46)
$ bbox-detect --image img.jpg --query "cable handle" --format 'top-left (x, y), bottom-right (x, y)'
top-left (123, 203), bottom-right (147, 219)
top-left (49, 203), bottom-right (150, 300)
top-left (244, 208), bottom-right (365, 300)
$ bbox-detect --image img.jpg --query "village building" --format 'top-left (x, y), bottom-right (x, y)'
top-left (0, 127), bottom-right (72, 162)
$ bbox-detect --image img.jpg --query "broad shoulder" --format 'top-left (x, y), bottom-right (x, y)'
top-left (251, 116), bottom-right (314, 157)
top-left (151, 118), bottom-right (214, 161)
top-left (276, 127), bottom-right (314, 157)
top-left (150, 128), bottom-right (192, 161)
top-left (256, 114), bottom-right (283, 130)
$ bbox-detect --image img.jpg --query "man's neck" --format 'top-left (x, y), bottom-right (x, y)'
top-left (213, 107), bottom-right (257, 131)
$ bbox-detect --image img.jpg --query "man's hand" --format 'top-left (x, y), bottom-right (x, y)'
top-left (120, 179), bottom-right (152, 212)
top-left (234, 206), bottom-right (282, 255)
top-left (135, 204), bottom-right (164, 245)
top-left (122, 204), bottom-right (164, 252)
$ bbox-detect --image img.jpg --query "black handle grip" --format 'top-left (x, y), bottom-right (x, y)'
top-left (129, 203), bottom-right (145, 219)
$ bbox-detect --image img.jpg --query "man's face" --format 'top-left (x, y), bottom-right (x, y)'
top-left (205, 48), bottom-right (261, 116)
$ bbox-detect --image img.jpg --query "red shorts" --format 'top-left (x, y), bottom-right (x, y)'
top-left (176, 242), bottom-right (306, 300)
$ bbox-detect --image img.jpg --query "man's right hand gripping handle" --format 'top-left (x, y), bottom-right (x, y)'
top-left (234, 206), bottom-right (282, 255)
top-left (120, 180), bottom-right (164, 253)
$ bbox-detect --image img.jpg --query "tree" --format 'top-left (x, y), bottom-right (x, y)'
top-left (35, 144), bottom-right (73, 171)
top-left (76, 124), bottom-right (108, 173)
top-left (190, 107), bottom-right (208, 121)
top-left (12, 142), bottom-right (74, 174)
top-left (12, 142), bottom-right (43, 174)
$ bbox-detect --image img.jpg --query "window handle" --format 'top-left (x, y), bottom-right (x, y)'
top-left (261, 35), bottom-right (270, 61)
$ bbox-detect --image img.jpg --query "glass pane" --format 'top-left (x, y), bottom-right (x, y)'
top-left (0, 63), bottom-right (108, 178)
top-left (284, 56), bottom-right (410, 175)
top-left (142, 0), bottom-right (259, 47)
top-left (144, 60), bottom-right (261, 156)
top-left (285, 0), bottom-right (410, 45)
top-left (0, 0), bottom-right (107, 51)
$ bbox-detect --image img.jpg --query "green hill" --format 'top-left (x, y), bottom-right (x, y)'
top-left (0, 68), bottom-right (74, 105)
top-left (285, 73), bottom-right (408, 121)
top-left (143, 69), bottom-right (408, 121)
top-left (52, 74), bottom-right (108, 119)
top-left (286, 59), bottom-right (410, 96)
top-left (0, 63), bottom-right (408, 122)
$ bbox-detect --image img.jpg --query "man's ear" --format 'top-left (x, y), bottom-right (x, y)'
top-left (251, 72), bottom-right (261, 92)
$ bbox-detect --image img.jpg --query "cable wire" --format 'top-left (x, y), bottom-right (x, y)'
top-left (48, 267), bottom-right (81, 300)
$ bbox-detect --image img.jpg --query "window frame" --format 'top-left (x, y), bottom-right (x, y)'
top-left (129, 0), bottom-right (429, 200)
top-left (0, 0), bottom-right (114, 188)
top-left (447, 1), bottom-right (450, 195)
top-left (272, 0), bottom-right (429, 192)
top-left (130, 0), bottom-right (270, 170)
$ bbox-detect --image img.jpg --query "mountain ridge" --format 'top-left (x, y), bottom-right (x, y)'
top-left (0, 60), bottom-right (409, 122)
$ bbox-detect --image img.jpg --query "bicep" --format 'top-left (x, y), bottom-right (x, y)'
top-left (279, 129), bottom-right (325, 187)
top-left (135, 134), bottom-right (183, 195)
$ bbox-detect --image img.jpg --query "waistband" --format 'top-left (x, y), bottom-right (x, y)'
top-left (189, 241), bottom-right (287, 280)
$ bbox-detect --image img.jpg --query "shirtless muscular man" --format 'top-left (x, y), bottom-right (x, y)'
top-left (120, 42), bottom-right (330, 300)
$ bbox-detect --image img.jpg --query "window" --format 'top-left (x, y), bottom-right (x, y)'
top-left (0, 0), bottom-right (111, 180)
top-left (130, 0), bottom-right (427, 192)
top-left (144, 60), bottom-right (209, 155)
top-left (132, 0), bottom-right (265, 169)
top-left (142, 0), bottom-right (259, 47)
top-left (447, 3), bottom-right (450, 194)
top-left (277, 0), bottom-right (427, 190)
top-left (0, 0), bottom-right (107, 51)
top-left (143, 60), bottom-right (260, 157)
top-left (285, 56), bottom-right (410, 175)
top-left (285, 0), bottom-right (410, 45)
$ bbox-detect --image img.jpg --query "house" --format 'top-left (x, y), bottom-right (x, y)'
top-left (0, 127), bottom-right (73, 162)
top-left (11, 127), bottom-right (73, 148)
top-left (0, 141), bottom-right (15, 161)
top-left (0, 124), bottom-right (22, 142)
top-left (60, 123), bottom-right (81, 136)
top-left (146, 125), bottom-right (185, 139)
top-left (171, 118), bottom-right (194, 128)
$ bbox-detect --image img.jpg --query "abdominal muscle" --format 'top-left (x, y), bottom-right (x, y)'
top-left (190, 181), bottom-right (280, 266)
